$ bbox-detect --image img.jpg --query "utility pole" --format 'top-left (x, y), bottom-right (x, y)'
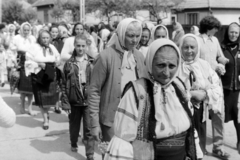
top-left (80, 0), bottom-right (85, 23)
top-left (0, 0), bottom-right (2, 23)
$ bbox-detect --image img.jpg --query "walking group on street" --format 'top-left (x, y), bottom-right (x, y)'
top-left (0, 15), bottom-right (240, 160)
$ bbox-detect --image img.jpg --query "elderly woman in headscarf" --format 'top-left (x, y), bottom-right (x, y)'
top-left (11, 22), bottom-right (36, 115)
top-left (221, 22), bottom-right (240, 153)
top-left (190, 26), bottom-right (200, 36)
top-left (104, 39), bottom-right (203, 160)
top-left (172, 22), bottom-right (185, 46)
top-left (88, 18), bottom-right (148, 146)
top-left (136, 27), bottom-right (151, 58)
top-left (178, 34), bottom-right (223, 157)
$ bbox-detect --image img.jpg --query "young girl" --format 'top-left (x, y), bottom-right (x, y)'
top-left (61, 34), bottom-right (95, 160)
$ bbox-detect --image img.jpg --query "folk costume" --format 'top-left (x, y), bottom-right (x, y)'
top-left (12, 22), bottom-right (36, 94)
top-left (104, 39), bottom-right (202, 160)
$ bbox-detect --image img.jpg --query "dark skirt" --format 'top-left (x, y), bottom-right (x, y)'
top-left (154, 131), bottom-right (187, 160)
top-left (224, 89), bottom-right (240, 122)
top-left (32, 74), bottom-right (59, 108)
top-left (17, 51), bottom-right (33, 94)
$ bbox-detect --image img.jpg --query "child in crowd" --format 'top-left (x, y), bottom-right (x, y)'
top-left (61, 34), bottom-right (95, 160)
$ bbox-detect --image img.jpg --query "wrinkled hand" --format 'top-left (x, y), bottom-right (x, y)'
top-left (218, 57), bottom-right (229, 65)
top-left (91, 126), bottom-right (102, 141)
top-left (190, 90), bottom-right (207, 102)
top-left (215, 64), bottom-right (225, 75)
top-left (38, 62), bottom-right (46, 69)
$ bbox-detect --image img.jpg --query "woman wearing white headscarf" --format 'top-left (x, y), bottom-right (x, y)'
top-left (178, 34), bottom-right (223, 156)
top-left (104, 39), bottom-right (202, 160)
top-left (11, 22), bottom-right (36, 115)
top-left (88, 18), bottom-right (148, 145)
top-left (151, 24), bottom-right (169, 41)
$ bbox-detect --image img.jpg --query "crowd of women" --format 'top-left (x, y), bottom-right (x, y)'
top-left (0, 15), bottom-right (239, 160)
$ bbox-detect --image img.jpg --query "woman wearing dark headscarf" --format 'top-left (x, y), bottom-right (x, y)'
top-left (50, 25), bottom-right (64, 53)
top-left (26, 30), bottom-right (60, 130)
top-left (221, 22), bottom-right (240, 153)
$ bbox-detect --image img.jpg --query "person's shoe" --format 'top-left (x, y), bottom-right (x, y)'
top-left (203, 150), bottom-right (210, 156)
top-left (54, 107), bottom-right (61, 114)
top-left (1, 82), bottom-right (5, 87)
top-left (42, 124), bottom-right (49, 130)
top-left (86, 155), bottom-right (94, 160)
top-left (237, 142), bottom-right (240, 154)
top-left (71, 146), bottom-right (78, 152)
top-left (212, 149), bottom-right (230, 160)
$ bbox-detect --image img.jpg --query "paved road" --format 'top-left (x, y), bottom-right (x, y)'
top-left (0, 83), bottom-right (239, 160)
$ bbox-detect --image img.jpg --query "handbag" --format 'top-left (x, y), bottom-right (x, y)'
top-left (132, 140), bottom-right (154, 160)
top-left (10, 69), bottom-right (20, 94)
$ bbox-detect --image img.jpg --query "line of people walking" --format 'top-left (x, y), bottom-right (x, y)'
top-left (0, 14), bottom-right (239, 160)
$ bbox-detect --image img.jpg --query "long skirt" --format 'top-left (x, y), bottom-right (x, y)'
top-left (224, 89), bottom-right (240, 122)
top-left (31, 74), bottom-right (59, 108)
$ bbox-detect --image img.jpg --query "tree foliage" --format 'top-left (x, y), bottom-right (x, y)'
top-left (85, 0), bottom-right (140, 23)
top-left (2, 0), bottom-right (25, 23)
top-left (85, 0), bottom-right (185, 24)
top-left (139, 0), bottom-right (185, 24)
top-left (51, 0), bottom-right (65, 22)
top-left (62, 0), bottom-right (80, 22)
top-left (23, 7), bottom-right (38, 22)
top-left (26, 0), bottom-right (38, 4)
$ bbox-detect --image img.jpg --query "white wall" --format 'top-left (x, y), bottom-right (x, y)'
top-left (136, 9), bottom-right (172, 25)
top-left (213, 10), bottom-right (240, 25)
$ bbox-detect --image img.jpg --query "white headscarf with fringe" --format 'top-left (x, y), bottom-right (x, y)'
top-left (145, 39), bottom-right (191, 138)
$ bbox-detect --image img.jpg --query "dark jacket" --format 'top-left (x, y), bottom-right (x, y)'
top-left (61, 54), bottom-right (94, 109)
top-left (221, 43), bottom-right (240, 90)
top-left (52, 38), bottom-right (64, 54)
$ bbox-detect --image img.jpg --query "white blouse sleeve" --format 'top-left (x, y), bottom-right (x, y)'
top-left (105, 88), bottom-right (138, 160)
top-left (87, 35), bottom-right (99, 59)
top-left (60, 37), bottom-right (73, 62)
top-left (205, 63), bottom-right (223, 112)
top-left (0, 96), bottom-right (16, 128)
top-left (50, 44), bottom-right (60, 64)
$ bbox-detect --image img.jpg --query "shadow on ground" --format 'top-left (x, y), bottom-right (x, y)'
top-left (16, 116), bottom-right (42, 128)
top-left (30, 132), bottom-right (86, 160)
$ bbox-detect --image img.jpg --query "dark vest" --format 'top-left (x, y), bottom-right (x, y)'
top-left (123, 78), bottom-right (197, 160)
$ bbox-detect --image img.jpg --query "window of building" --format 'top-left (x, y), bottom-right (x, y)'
top-left (187, 13), bottom-right (198, 25)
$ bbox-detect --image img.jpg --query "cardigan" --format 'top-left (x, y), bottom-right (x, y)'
top-left (88, 45), bottom-right (148, 128)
